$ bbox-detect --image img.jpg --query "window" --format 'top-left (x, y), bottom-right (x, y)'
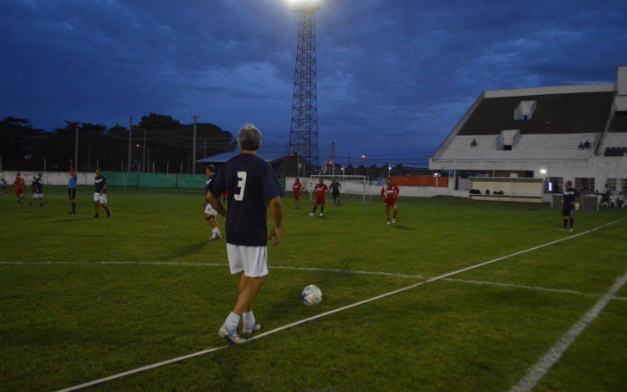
top-left (575, 178), bottom-right (595, 193)
top-left (622, 179), bottom-right (627, 193)
top-left (547, 177), bottom-right (563, 193)
top-left (503, 145), bottom-right (512, 150)
top-left (606, 178), bottom-right (617, 192)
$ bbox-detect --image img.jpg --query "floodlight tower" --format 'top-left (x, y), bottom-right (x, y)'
top-left (288, 0), bottom-right (321, 175)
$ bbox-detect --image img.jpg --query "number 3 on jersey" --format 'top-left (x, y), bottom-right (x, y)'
top-left (234, 171), bottom-right (247, 201)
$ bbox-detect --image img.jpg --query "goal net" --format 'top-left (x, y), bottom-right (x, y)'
top-left (306, 175), bottom-right (372, 204)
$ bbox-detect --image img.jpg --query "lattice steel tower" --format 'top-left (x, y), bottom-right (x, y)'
top-left (288, 0), bottom-right (320, 173)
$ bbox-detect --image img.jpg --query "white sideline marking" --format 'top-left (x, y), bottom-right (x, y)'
top-left (0, 261), bottom-right (424, 280)
top-left (4, 260), bottom-right (627, 301)
top-left (52, 219), bottom-right (624, 392)
top-left (443, 278), bottom-right (601, 298)
top-left (508, 270), bottom-right (627, 392)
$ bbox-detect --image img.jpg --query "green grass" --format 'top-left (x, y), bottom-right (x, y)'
top-left (1, 186), bottom-right (626, 392)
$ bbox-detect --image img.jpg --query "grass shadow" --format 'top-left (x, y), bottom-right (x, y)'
top-left (163, 241), bottom-right (209, 261)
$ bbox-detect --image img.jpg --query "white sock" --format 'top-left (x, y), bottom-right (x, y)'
top-left (243, 311), bottom-right (255, 328)
top-left (224, 312), bottom-right (240, 331)
top-left (212, 227), bottom-right (220, 234)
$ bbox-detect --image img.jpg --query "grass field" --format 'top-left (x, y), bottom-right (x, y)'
top-left (1, 185), bottom-right (626, 392)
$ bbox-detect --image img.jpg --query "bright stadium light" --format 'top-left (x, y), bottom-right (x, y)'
top-left (540, 169), bottom-right (547, 175)
top-left (288, 0), bottom-right (320, 12)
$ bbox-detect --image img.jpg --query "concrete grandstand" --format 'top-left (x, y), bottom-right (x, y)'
top-left (431, 66), bottom-right (627, 201)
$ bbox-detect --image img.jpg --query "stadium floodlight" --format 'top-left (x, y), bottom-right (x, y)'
top-left (288, 0), bottom-right (320, 12)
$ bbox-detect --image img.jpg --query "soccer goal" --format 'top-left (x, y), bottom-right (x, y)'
top-left (306, 175), bottom-right (372, 204)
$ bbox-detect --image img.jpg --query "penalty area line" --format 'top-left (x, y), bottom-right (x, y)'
top-left (51, 218), bottom-right (622, 392)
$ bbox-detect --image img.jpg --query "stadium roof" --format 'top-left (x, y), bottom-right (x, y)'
top-left (458, 90), bottom-right (615, 136)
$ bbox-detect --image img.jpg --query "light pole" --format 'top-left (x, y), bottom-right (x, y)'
top-left (137, 144), bottom-right (150, 173)
top-left (192, 115), bottom-right (199, 174)
top-left (362, 155), bottom-right (369, 182)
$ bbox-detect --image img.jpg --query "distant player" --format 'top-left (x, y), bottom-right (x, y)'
top-left (381, 178), bottom-right (399, 224)
top-left (206, 123), bottom-right (284, 345)
top-left (561, 181), bottom-right (581, 232)
top-left (309, 178), bottom-right (329, 217)
top-left (28, 173), bottom-right (45, 209)
top-left (204, 165), bottom-right (222, 241)
top-left (94, 168), bottom-right (111, 218)
top-left (1, 178), bottom-right (7, 194)
top-left (330, 178), bottom-right (342, 205)
top-left (292, 178), bottom-right (303, 209)
top-left (68, 168), bottom-right (77, 215)
top-left (13, 172), bottom-right (25, 203)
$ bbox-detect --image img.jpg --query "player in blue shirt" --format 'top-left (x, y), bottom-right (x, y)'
top-left (207, 124), bottom-right (284, 345)
top-left (0, 178), bottom-right (7, 194)
top-left (561, 181), bottom-right (582, 232)
top-left (203, 164), bottom-right (222, 241)
top-left (68, 168), bottom-right (78, 215)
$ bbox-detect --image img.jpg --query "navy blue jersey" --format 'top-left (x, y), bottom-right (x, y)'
top-left (34, 178), bottom-right (43, 193)
top-left (95, 175), bottom-right (107, 194)
top-left (68, 175), bottom-right (77, 189)
top-left (209, 153), bottom-right (284, 246)
top-left (562, 188), bottom-right (580, 208)
top-left (205, 174), bottom-right (215, 194)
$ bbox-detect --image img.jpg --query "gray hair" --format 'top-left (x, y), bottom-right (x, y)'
top-left (238, 123), bottom-right (262, 151)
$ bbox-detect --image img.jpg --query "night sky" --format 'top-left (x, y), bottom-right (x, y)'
top-left (1, 0), bottom-right (626, 167)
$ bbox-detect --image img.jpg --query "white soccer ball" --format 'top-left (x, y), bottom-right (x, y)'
top-left (301, 285), bottom-right (322, 306)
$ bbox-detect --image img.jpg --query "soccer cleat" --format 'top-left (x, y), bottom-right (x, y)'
top-left (559, 228), bottom-right (567, 231)
top-left (106, 209), bottom-right (111, 218)
top-left (210, 233), bottom-right (222, 241)
top-left (28, 204), bottom-right (32, 208)
top-left (387, 221), bottom-right (391, 225)
top-left (40, 205), bottom-right (45, 209)
top-left (242, 322), bottom-right (262, 336)
top-left (309, 213), bottom-right (314, 216)
top-left (218, 326), bottom-right (247, 345)
top-left (392, 218), bottom-right (395, 224)
top-left (569, 228), bottom-right (573, 232)
top-left (94, 214), bottom-right (99, 219)
top-left (69, 211), bottom-right (75, 215)
top-left (319, 213), bottom-right (323, 217)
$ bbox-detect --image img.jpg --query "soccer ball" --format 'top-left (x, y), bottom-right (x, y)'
top-left (301, 285), bottom-right (322, 306)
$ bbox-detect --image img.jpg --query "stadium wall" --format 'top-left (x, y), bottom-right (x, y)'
top-left (1, 171), bottom-right (96, 186)
top-left (285, 177), bottom-right (468, 199)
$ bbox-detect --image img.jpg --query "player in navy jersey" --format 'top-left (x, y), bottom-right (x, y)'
top-left (561, 181), bottom-right (582, 232)
top-left (203, 164), bottom-right (222, 241)
top-left (207, 124), bottom-right (284, 345)
top-left (28, 173), bottom-right (45, 209)
top-left (94, 168), bottom-right (111, 218)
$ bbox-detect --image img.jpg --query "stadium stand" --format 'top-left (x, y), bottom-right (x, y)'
top-left (430, 66), bottom-right (627, 202)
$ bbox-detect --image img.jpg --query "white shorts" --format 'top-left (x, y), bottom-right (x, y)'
top-left (33, 193), bottom-right (43, 199)
top-left (227, 244), bottom-right (268, 278)
top-left (94, 192), bottom-right (108, 204)
top-left (204, 204), bottom-right (218, 216)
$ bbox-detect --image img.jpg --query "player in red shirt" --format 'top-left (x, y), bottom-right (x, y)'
top-left (309, 178), bottom-right (329, 217)
top-left (292, 178), bottom-right (304, 209)
top-left (381, 178), bottom-right (399, 224)
top-left (13, 172), bottom-right (26, 203)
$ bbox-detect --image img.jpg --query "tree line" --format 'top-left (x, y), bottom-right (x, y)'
top-left (0, 113), bottom-right (236, 173)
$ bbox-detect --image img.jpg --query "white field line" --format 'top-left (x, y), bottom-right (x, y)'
top-left (443, 278), bottom-right (601, 298)
top-left (52, 218), bottom-right (625, 392)
top-left (0, 261), bottom-right (424, 280)
top-left (508, 270), bottom-right (627, 392)
top-left (4, 260), bottom-right (627, 302)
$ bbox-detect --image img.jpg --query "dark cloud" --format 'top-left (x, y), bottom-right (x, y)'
top-left (1, 0), bottom-right (626, 166)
